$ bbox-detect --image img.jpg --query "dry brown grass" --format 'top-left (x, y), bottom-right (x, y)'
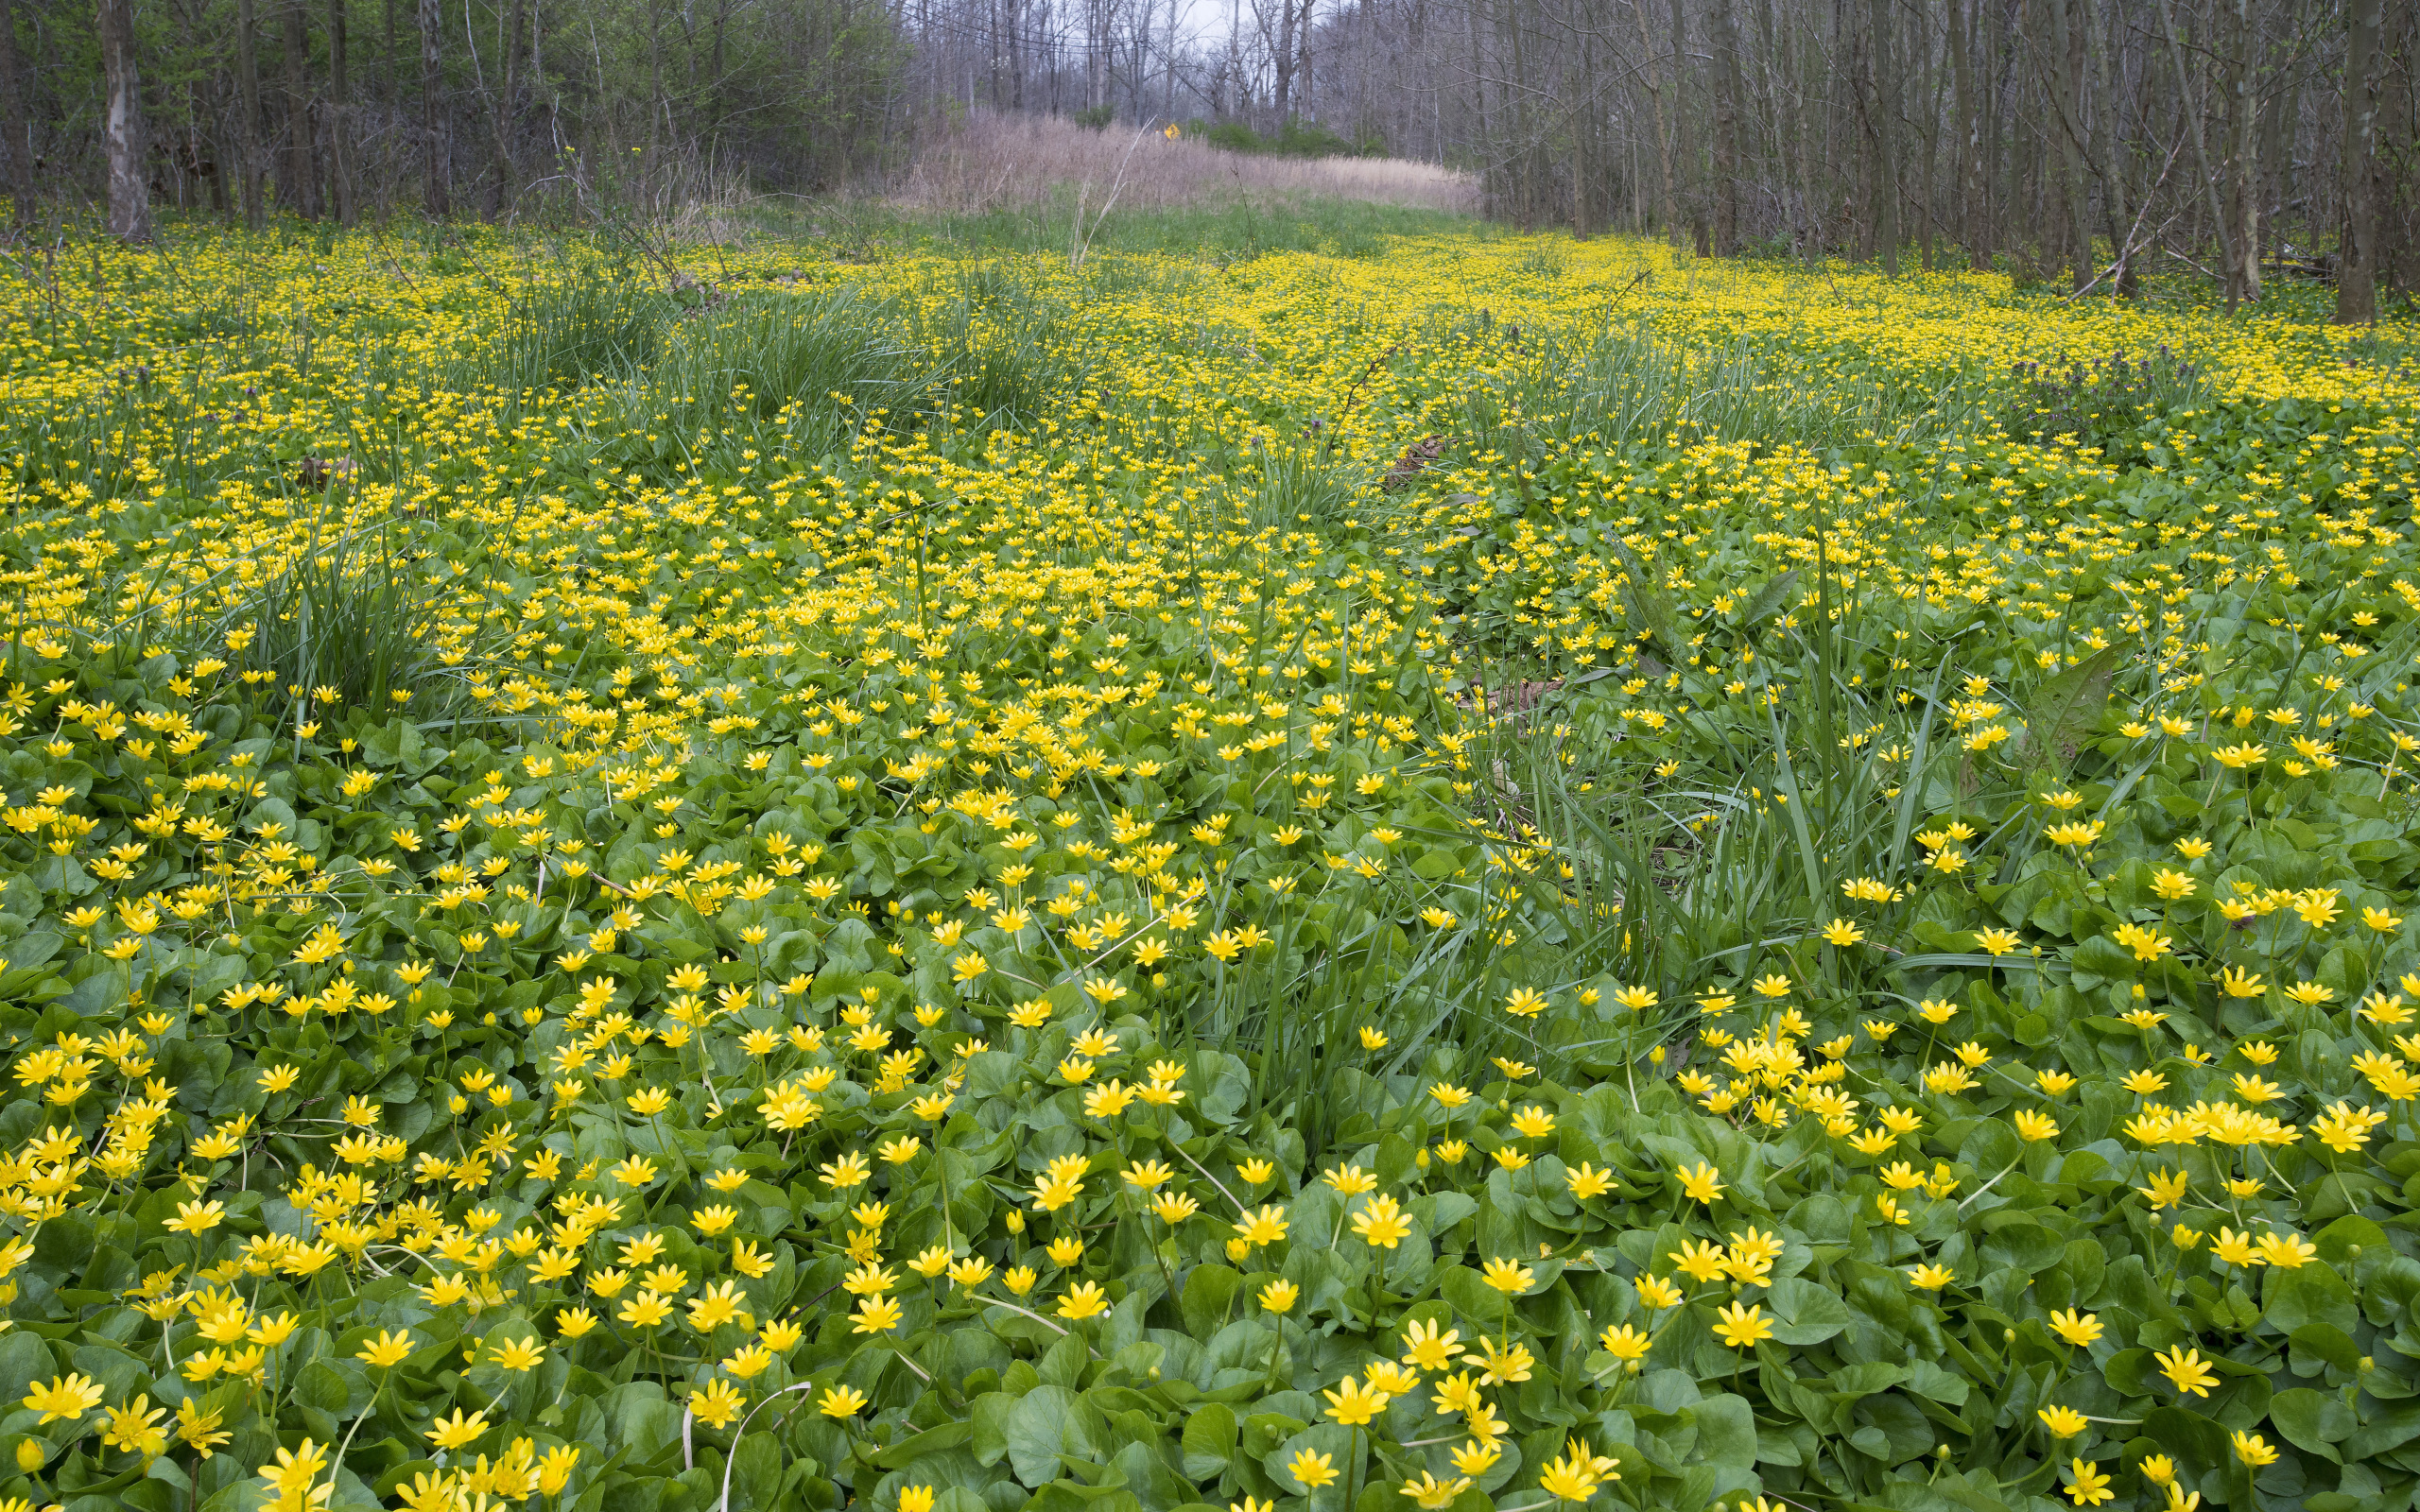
top-left (895, 112), bottom-right (1478, 216)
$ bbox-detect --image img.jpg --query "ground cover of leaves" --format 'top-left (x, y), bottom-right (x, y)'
top-left (0, 221), bottom-right (2414, 1512)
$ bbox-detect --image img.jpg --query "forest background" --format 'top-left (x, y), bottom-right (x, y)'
top-left (0, 0), bottom-right (2412, 324)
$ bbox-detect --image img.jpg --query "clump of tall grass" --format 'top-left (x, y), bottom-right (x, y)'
top-left (182, 519), bottom-right (469, 739)
top-left (914, 273), bottom-right (1098, 431)
top-left (1438, 316), bottom-right (1992, 465)
top-left (484, 274), bottom-right (668, 394)
top-left (522, 268), bottom-right (1102, 472)
top-left (628, 285), bottom-right (925, 462)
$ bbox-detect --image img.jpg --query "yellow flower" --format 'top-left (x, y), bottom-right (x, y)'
top-left (1056, 1281), bottom-right (1111, 1320)
top-left (853, 1294), bottom-right (903, 1333)
top-left (2048, 1310), bottom-right (2101, 1347)
top-left (2232, 1431), bottom-right (2278, 1467)
top-left (1235, 1206), bottom-right (1288, 1246)
top-left (2038, 1405), bottom-right (2087, 1437)
top-left (176, 1396), bottom-right (231, 1458)
top-left (2066, 1459), bottom-right (2116, 1506)
top-left (1538, 1436), bottom-right (1616, 1502)
top-left (1509, 1104), bottom-right (1556, 1138)
top-left (1676, 1161), bottom-right (1724, 1203)
top-left (1351, 1194), bottom-right (1413, 1248)
top-left (1598, 1324), bottom-right (1651, 1361)
top-left (425, 1406), bottom-right (492, 1451)
top-left (22, 1372), bottom-right (104, 1424)
top-left (1712, 1301), bottom-right (1773, 1350)
top-left (1288, 1449), bottom-right (1339, 1488)
top-left (2135, 1168), bottom-right (2188, 1208)
top-left (1398, 1471), bottom-right (1472, 1508)
top-left (2014, 1108), bottom-right (2060, 1142)
top-left (1672, 1239), bottom-right (1729, 1284)
top-left (690, 1379), bottom-right (748, 1429)
top-left (2155, 1347), bottom-right (2218, 1398)
top-left (1471, 1335), bottom-right (1533, 1384)
top-left (1480, 1257), bottom-right (1535, 1295)
top-left (1322, 1375), bottom-right (1391, 1425)
top-left (2255, 1231), bottom-right (2317, 1268)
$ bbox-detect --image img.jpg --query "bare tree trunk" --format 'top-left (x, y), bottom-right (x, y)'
top-left (2221, 0), bottom-right (2261, 302)
top-left (2089, 0), bottom-right (2134, 292)
top-left (235, 0), bottom-right (267, 225)
top-left (2340, 0), bottom-right (2383, 321)
top-left (2258, 55), bottom-right (2293, 274)
top-left (1572, 16), bottom-right (1594, 232)
top-left (99, 0), bottom-right (151, 241)
top-left (1713, 0), bottom-right (1741, 252)
top-left (420, 0), bottom-right (447, 214)
top-left (1673, 0), bottom-right (1704, 252)
top-left (2382, 0), bottom-right (2417, 298)
top-left (1298, 0), bottom-right (1314, 126)
top-left (328, 0), bottom-right (353, 223)
top-left (1949, 0), bottom-right (1976, 258)
top-left (2057, 0), bottom-right (2089, 288)
top-left (1273, 0), bottom-right (1297, 125)
top-left (489, 0), bottom-right (526, 215)
top-left (284, 0), bottom-right (320, 215)
top-left (1632, 0), bottom-right (1678, 241)
top-left (2155, 0), bottom-right (2236, 300)
top-left (1979, 0), bottom-right (2005, 267)
top-left (1866, 0), bottom-right (1897, 271)
top-left (1916, 0), bottom-right (1939, 269)
top-left (1506, 0), bottom-right (1535, 220)
top-left (0, 0), bottom-right (34, 216)
top-left (1468, 0), bottom-right (1488, 172)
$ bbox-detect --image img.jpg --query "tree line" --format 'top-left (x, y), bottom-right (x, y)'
top-left (21, 0), bottom-right (904, 241)
top-left (21, 0), bottom-right (2417, 320)
top-left (1184, 0), bottom-right (2413, 320)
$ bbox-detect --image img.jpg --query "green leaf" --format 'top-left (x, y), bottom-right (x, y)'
top-left (1603, 535), bottom-right (1677, 655)
top-left (1689, 1392), bottom-right (1758, 1469)
top-left (1764, 1277), bottom-right (1850, 1345)
top-left (293, 1360), bottom-right (351, 1418)
top-left (2264, 1263), bottom-right (2359, 1336)
top-left (1735, 570), bottom-right (1801, 630)
top-left (2014, 644), bottom-right (2118, 771)
top-left (1005, 1385), bottom-right (1109, 1487)
top-left (2269, 1387), bottom-right (2356, 1461)
top-left (1180, 1266), bottom-right (1243, 1340)
top-left (2342, 1400), bottom-right (2420, 1463)
top-left (1180, 1403), bottom-right (1236, 1482)
top-left (2289, 1324), bottom-right (2360, 1374)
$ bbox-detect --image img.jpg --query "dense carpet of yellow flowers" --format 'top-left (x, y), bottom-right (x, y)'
top-left (0, 219), bottom-right (2413, 1512)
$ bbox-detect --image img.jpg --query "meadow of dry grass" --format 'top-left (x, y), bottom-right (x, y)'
top-left (894, 111), bottom-right (1479, 215)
